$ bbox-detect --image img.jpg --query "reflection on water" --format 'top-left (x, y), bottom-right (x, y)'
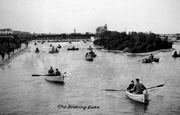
top-left (0, 41), bottom-right (180, 115)
top-left (130, 99), bottom-right (149, 113)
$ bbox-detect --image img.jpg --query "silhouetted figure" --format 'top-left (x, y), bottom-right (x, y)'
top-left (1, 51), bottom-right (5, 60)
top-left (55, 69), bottom-right (61, 76)
top-left (52, 46), bottom-right (55, 51)
top-left (35, 48), bottom-right (39, 53)
top-left (174, 51), bottom-right (178, 56)
top-left (149, 54), bottom-right (154, 60)
top-left (55, 48), bottom-right (58, 52)
top-left (48, 67), bottom-right (55, 76)
top-left (25, 41), bottom-right (28, 48)
top-left (85, 52), bottom-right (88, 57)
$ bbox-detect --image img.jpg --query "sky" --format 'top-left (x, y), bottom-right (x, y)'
top-left (0, 0), bottom-right (180, 34)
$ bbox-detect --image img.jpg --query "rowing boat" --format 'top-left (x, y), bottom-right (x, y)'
top-left (49, 50), bottom-right (59, 54)
top-left (126, 90), bottom-right (148, 103)
top-left (142, 57), bottom-right (159, 63)
top-left (45, 75), bottom-right (65, 83)
top-left (67, 48), bottom-right (79, 51)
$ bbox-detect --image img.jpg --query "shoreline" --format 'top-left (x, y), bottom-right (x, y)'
top-left (98, 48), bottom-right (174, 56)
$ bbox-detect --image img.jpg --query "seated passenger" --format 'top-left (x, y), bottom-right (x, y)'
top-left (55, 69), bottom-right (61, 76)
top-left (127, 80), bottom-right (134, 93)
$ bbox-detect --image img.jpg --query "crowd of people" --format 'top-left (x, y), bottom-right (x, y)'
top-left (0, 38), bottom-right (29, 60)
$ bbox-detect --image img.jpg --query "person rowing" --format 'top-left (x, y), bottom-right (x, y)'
top-left (48, 67), bottom-right (55, 76)
top-left (149, 54), bottom-right (154, 60)
top-left (132, 78), bottom-right (147, 94)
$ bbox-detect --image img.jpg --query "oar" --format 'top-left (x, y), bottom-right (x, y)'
top-left (105, 84), bottom-right (164, 91)
top-left (32, 72), bottom-right (66, 77)
top-left (138, 59), bottom-right (143, 62)
top-left (146, 84), bottom-right (164, 90)
top-left (105, 89), bottom-right (125, 91)
top-left (81, 56), bottom-right (85, 60)
top-left (32, 74), bottom-right (47, 76)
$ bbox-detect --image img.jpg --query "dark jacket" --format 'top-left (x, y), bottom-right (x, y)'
top-left (56, 71), bottom-right (61, 76)
top-left (48, 69), bottom-right (54, 75)
top-left (133, 83), bottom-right (146, 94)
top-left (127, 84), bottom-right (134, 90)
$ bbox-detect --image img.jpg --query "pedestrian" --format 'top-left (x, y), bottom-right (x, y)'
top-left (1, 50), bottom-right (5, 60)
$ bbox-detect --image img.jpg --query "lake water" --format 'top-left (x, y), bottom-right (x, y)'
top-left (0, 41), bottom-right (180, 115)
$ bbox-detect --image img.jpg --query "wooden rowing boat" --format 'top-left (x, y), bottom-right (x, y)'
top-left (67, 48), bottom-right (79, 51)
top-left (142, 57), bottom-right (159, 63)
top-left (49, 50), bottom-right (59, 54)
top-left (45, 75), bottom-right (64, 83)
top-left (126, 90), bottom-right (148, 103)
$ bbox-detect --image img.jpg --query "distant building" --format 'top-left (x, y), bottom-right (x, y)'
top-left (22, 32), bottom-right (31, 35)
top-left (13, 31), bottom-right (30, 35)
top-left (13, 31), bottom-right (23, 35)
top-left (96, 24), bottom-right (107, 34)
top-left (0, 28), bottom-right (13, 34)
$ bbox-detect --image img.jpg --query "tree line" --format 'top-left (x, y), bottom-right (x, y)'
top-left (94, 31), bottom-right (173, 53)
